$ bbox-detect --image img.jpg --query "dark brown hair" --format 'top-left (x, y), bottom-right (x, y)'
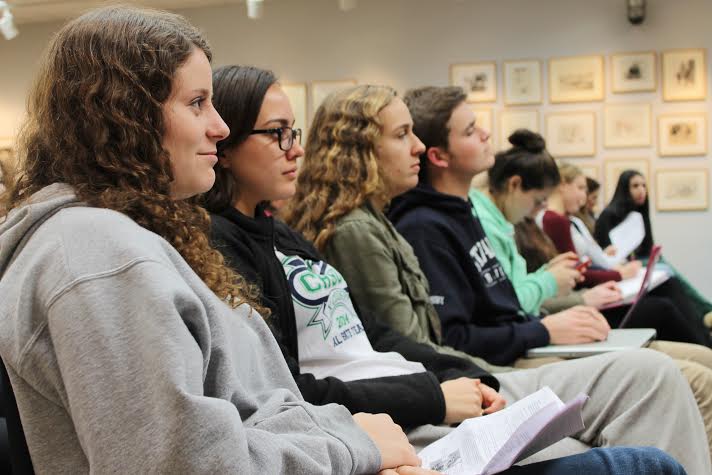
top-left (402, 86), bottom-right (467, 184)
top-left (201, 65), bottom-right (278, 213)
top-left (3, 5), bottom-right (258, 307)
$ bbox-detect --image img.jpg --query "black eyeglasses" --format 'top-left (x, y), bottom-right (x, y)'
top-left (249, 126), bottom-right (302, 152)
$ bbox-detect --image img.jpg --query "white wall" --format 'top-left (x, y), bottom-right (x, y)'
top-left (1, 0), bottom-right (712, 298)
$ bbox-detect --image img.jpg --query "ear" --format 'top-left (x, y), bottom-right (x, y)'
top-left (426, 146), bottom-right (449, 169)
top-left (507, 175), bottom-right (523, 193)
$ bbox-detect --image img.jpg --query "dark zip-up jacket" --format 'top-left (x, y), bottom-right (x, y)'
top-left (210, 204), bottom-right (497, 428)
top-left (388, 185), bottom-right (550, 366)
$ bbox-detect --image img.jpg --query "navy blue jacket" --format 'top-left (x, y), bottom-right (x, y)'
top-left (388, 185), bottom-right (550, 366)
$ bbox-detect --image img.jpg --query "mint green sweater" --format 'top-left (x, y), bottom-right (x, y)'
top-left (469, 189), bottom-right (558, 315)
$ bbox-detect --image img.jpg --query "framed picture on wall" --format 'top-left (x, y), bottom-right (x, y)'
top-left (655, 169), bottom-right (709, 211)
top-left (545, 111), bottom-right (596, 157)
top-left (603, 157), bottom-right (650, 201)
top-left (503, 59), bottom-right (542, 105)
top-left (603, 103), bottom-right (652, 148)
top-left (310, 79), bottom-right (357, 119)
top-left (281, 83), bottom-right (308, 131)
top-left (662, 49), bottom-right (707, 101)
top-left (499, 109), bottom-right (539, 150)
top-left (576, 163), bottom-right (600, 181)
top-left (657, 113), bottom-right (707, 156)
top-left (468, 105), bottom-right (494, 143)
top-left (548, 55), bottom-right (604, 103)
top-left (610, 52), bottom-right (656, 93)
top-left (450, 62), bottom-right (497, 103)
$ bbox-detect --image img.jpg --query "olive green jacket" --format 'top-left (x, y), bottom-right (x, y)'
top-left (323, 202), bottom-right (511, 374)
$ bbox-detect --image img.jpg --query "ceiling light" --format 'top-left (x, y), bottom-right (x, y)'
top-left (0, 2), bottom-right (18, 40)
top-left (246, 0), bottom-right (264, 20)
top-left (339, 0), bottom-right (357, 11)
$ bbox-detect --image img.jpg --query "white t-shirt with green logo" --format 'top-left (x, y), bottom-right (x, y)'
top-left (276, 250), bottom-right (426, 382)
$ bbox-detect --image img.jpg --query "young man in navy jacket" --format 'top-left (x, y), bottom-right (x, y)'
top-left (389, 86), bottom-right (608, 368)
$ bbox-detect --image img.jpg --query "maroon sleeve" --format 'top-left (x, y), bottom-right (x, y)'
top-left (541, 210), bottom-right (576, 254)
top-left (541, 211), bottom-right (622, 287)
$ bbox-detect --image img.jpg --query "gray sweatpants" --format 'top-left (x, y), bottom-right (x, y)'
top-left (408, 348), bottom-right (710, 474)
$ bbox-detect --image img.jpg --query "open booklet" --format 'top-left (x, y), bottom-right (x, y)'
top-left (419, 387), bottom-right (588, 475)
top-left (616, 266), bottom-right (670, 303)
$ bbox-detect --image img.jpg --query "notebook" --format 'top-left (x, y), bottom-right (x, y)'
top-left (525, 328), bottom-right (657, 359)
top-left (525, 245), bottom-right (662, 359)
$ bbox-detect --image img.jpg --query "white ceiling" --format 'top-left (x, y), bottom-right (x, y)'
top-left (8, 0), bottom-right (245, 24)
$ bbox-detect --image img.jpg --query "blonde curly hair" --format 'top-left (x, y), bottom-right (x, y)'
top-left (282, 85), bottom-right (396, 251)
top-left (2, 6), bottom-right (260, 309)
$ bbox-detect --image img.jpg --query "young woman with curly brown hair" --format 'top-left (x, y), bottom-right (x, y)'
top-left (0, 7), bottom-right (427, 474)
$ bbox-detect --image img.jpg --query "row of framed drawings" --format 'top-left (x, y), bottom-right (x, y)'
top-left (470, 106), bottom-right (708, 158)
top-left (0, 144), bottom-right (705, 213)
top-left (572, 158), bottom-right (709, 212)
top-left (451, 49), bottom-right (707, 105)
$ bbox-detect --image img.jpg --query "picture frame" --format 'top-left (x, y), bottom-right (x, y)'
top-left (468, 105), bottom-right (494, 144)
top-left (281, 83), bottom-right (308, 132)
top-left (310, 79), bottom-right (357, 119)
top-left (657, 113), bottom-right (707, 157)
top-left (450, 62), bottom-right (497, 103)
top-left (603, 157), bottom-right (650, 201)
top-left (662, 49), bottom-right (707, 101)
top-left (610, 51), bottom-right (657, 93)
top-left (603, 103), bottom-right (652, 148)
top-left (503, 59), bottom-right (542, 105)
top-left (548, 55), bottom-right (605, 103)
top-left (499, 109), bottom-right (539, 150)
top-left (576, 163), bottom-right (600, 181)
top-left (655, 168), bottom-right (709, 211)
top-left (545, 111), bottom-right (596, 157)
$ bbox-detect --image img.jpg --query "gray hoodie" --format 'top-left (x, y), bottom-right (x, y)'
top-left (0, 183), bottom-right (380, 474)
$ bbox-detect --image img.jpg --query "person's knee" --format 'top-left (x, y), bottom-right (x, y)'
top-left (590, 447), bottom-right (686, 475)
top-left (676, 360), bottom-right (712, 400)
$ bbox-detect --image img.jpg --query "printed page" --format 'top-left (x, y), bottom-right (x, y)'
top-left (418, 387), bottom-right (568, 475)
top-left (616, 267), bottom-right (671, 301)
top-left (609, 211), bottom-right (645, 264)
top-left (482, 393), bottom-right (588, 474)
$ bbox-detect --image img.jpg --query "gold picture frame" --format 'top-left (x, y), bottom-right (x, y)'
top-left (657, 112), bottom-right (708, 157)
top-left (655, 168), bottom-right (709, 211)
top-left (610, 51), bottom-right (657, 93)
top-left (498, 109), bottom-right (539, 151)
top-left (548, 55), bottom-right (605, 103)
top-left (450, 62), bottom-right (497, 103)
top-left (662, 49), bottom-right (707, 101)
top-left (545, 111), bottom-right (596, 157)
top-left (503, 59), bottom-right (542, 106)
top-left (603, 103), bottom-right (652, 148)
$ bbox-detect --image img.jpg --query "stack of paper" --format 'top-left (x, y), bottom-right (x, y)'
top-left (419, 387), bottom-right (588, 475)
top-left (608, 211), bottom-right (645, 265)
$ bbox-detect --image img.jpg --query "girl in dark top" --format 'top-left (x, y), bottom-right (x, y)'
top-left (542, 162), bottom-right (711, 346)
top-left (595, 170), bottom-right (712, 323)
top-left (202, 65), bottom-right (506, 435)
